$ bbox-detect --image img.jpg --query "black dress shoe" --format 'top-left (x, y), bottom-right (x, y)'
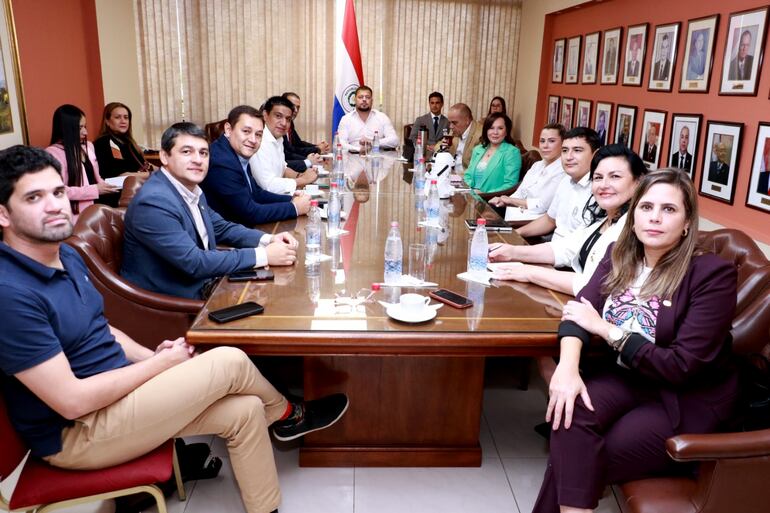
top-left (273, 393), bottom-right (349, 441)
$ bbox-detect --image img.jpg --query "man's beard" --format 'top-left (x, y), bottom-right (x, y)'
top-left (357, 105), bottom-right (371, 113)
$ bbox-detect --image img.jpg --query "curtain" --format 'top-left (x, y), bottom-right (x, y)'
top-left (134, 0), bottom-right (521, 147)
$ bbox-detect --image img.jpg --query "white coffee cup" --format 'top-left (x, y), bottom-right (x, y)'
top-left (305, 184), bottom-right (319, 195)
top-left (399, 293), bottom-right (430, 313)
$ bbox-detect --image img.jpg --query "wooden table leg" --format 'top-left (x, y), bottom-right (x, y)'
top-left (299, 355), bottom-right (485, 467)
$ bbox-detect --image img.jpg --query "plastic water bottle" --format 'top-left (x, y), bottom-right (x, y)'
top-left (383, 221), bottom-right (403, 284)
top-left (468, 218), bottom-right (489, 276)
top-left (414, 157), bottom-right (426, 196)
top-left (333, 153), bottom-right (344, 189)
top-left (372, 130), bottom-right (381, 154)
top-left (328, 182), bottom-right (341, 233)
top-left (414, 132), bottom-right (423, 164)
top-left (305, 200), bottom-right (322, 260)
top-left (426, 179), bottom-right (440, 224)
top-left (333, 132), bottom-right (341, 153)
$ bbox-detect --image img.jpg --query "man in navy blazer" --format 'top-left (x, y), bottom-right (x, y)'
top-left (202, 105), bottom-right (310, 226)
top-left (280, 92), bottom-right (327, 173)
top-left (121, 122), bottom-right (298, 299)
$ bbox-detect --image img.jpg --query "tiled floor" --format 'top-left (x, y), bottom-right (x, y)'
top-left (2, 359), bottom-right (624, 513)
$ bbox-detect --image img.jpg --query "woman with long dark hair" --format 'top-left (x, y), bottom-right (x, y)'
top-left (463, 112), bottom-right (521, 193)
top-left (532, 168), bottom-right (738, 513)
top-left (46, 104), bottom-right (117, 218)
top-left (94, 102), bottom-right (151, 178)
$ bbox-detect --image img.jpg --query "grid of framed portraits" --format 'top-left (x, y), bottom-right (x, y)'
top-left (668, 114), bottom-right (702, 179)
top-left (639, 110), bottom-right (666, 169)
top-left (699, 121), bottom-right (743, 204)
top-left (747, 123), bottom-right (770, 213)
top-left (614, 105), bottom-right (637, 148)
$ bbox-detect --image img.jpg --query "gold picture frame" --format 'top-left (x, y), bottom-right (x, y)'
top-left (0, 0), bottom-right (27, 148)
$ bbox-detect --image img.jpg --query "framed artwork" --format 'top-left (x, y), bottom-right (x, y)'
top-left (552, 39), bottom-right (565, 83)
top-left (582, 32), bottom-right (600, 84)
top-left (614, 105), bottom-right (637, 148)
top-left (601, 27), bottom-right (622, 84)
top-left (648, 22), bottom-right (680, 91)
top-left (594, 102), bottom-right (613, 146)
top-left (622, 23), bottom-right (648, 86)
top-left (560, 97), bottom-right (575, 130)
top-left (0, 0), bottom-right (27, 147)
top-left (679, 14), bottom-right (719, 93)
top-left (565, 36), bottom-right (582, 84)
top-left (547, 95), bottom-right (560, 124)
top-left (576, 99), bottom-right (592, 128)
top-left (745, 122), bottom-right (770, 213)
top-left (699, 121), bottom-right (743, 204)
top-left (668, 114), bottom-right (702, 179)
top-left (719, 6), bottom-right (769, 96)
top-left (639, 110), bottom-right (667, 170)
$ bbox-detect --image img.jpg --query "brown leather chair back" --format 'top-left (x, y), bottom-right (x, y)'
top-left (403, 123), bottom-right (413, 142)
top-left (73, 203), bottom-right (126, 272)
top-left (118, 174), bottom-right (149, 209)
top-left (520, 149), bottom-right (542, 182)
top-left (205, 119), bottom-right (227, 142)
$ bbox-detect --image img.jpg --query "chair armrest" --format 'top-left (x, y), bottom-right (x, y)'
top-left (666, 428), bottom-right (770, 461)
top-left (477, 183), bottom-right (521, 201)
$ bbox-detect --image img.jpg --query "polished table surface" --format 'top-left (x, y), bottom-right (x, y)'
top-left (186, 152), bottom-right (568, 466)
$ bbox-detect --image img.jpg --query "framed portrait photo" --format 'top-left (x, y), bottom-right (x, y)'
top-left (745, 122), bottom-right (770, 213)
top-left (719, 6), bottom-right (769, 96)
top-left (565, 36), bottom-right (582, 84)
top-left (547, 95), bottom-right (560, 125)
top-left (601, 27), bottom-right (622, 84)
top-left (594, 102), bottom-right (613, 146)
top-left (679, 14), bottom-right (719, 93)
top-left (0, 0), bottom-right (27, 147)
top-left (699, 121), bottom-right (744, 204)
top-left (614, 105), bottom-right (637, 148)
top-left (582, 32), bottom-right (600, 84)
top-left (622, 23), bottom-right (648, 86)
top-left (576, 99), bottom-right (592, 128)
top-left (648, 22), bottom-right (680, 91)
top-left (552, 39), bottom-right (565, 83)
top-left (560, 97), bottom-right (575, 130)
top-left (668, 114), bottom-right (702, 179)
top-left (639, 110), bottom-right (667, 170)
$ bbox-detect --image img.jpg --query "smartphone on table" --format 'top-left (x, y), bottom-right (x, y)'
top-left (208, 302), bottom-right (265, 323)
top-left (428, 289), bottom-right (474, 309)
top-left (227, 269), bottom-right (275, 282)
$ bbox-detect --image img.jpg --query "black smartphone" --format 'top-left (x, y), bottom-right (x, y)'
top-left (428, 289), bottom-right (474, 309)
top-left (227, 269), bottom-right (275, 282)
top-left (464, 219), bottom-right (513, 232)
top-left (208, 302), bottom-right (264, 323)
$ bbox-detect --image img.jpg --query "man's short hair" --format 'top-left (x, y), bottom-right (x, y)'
top-left (542, 123), bottom-right (567, 139)
top-left (281, 92), bottom-right (300, 101)
top-left (160, 122), bottom-right (207, 153)
top-left (449, 103), bottom-right (473, 120)
top-left (564, 127), bottom-right (601, 152)
top-left (262, 96), bottom-right (295, 115)
top-left (741, 30), bottom-right (752, 41)
top-left (355, 85), bottom-right (373, 96)
top-left (428, 91), bottom-right (444, 103)
top-left (0, 145), bottom-right (62, 206)
top-left (227, 105), bottom-right (262, 127)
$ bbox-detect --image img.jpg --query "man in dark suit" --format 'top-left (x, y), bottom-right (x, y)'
top-left (670, 125), bottom-right (693, 172)
top-left (652, 34), bottom-right (671, 81)
top-left (409, 91), bottom-right (450, 154)
top-left (626, 38), bottom-right (641, 78)
top-left (603, 37), bottom-right (617, 76)
top-left (728, 30), bottom-right (754, 80)
top-left (121, 122), bottom-right (298, 299)
top-left (642, 124), bottom-right (658, 164)
top-left (201, 105), bottom-right (310, 227)
top-left (282, 92), bottom-right (330, 172)
top-left (707, 141), bottom-right (730, 185)
top-left (595, 111), bottom-right (607, 146)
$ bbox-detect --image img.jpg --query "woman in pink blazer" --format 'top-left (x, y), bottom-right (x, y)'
top-left (45, 104), bottom-right (118, 220)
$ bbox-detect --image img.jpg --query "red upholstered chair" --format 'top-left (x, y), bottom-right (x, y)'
top-left (0, 394), bottom-right (185, 513)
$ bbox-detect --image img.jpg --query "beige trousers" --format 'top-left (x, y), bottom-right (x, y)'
top-left (45, 347), bottom-right (288, 513)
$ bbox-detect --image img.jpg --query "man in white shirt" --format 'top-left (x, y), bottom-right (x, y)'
top-left (488, 123), bottom-right (566, 219)
top-left (337, 85), bottom-right (399, 151)
top-left (251, 96), bottom-right (318, 195)
top-left (508, 127), bottom-right (600, 242)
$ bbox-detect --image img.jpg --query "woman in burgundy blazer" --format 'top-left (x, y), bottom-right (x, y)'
top-left (533, 169), bottom-right (738, 513)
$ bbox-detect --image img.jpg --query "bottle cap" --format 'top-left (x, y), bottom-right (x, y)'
top-left (391, 221), bottom-right (399, 227)
top-left (331, 182), bottom-right (338, 189)
top-left (431, 179), bottom-right (438, 184)
top-left (371, 283), bottom-right (381, 291)
top-left (310, 200), bottom-right (318, 206)
top-left (477, 218), bottom-right (487, 225)
top-left (419, 158), bottom-right (425, 163)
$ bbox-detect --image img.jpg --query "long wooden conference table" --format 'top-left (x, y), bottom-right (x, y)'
top-left (186, 153), bottom-right (569, 467)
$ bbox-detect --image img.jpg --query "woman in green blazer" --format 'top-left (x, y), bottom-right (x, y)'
top-left (464, 113), bottom-right (522, 193)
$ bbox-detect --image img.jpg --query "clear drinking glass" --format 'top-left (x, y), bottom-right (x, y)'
top-left (408, 243), bottom-right (427, 282)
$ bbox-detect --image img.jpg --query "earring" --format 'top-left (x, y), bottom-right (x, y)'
top-left (683, 227), bottom-right (689, 237)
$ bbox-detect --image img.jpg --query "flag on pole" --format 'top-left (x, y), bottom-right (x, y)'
top-left (332, 0), bottom-right (364, 136)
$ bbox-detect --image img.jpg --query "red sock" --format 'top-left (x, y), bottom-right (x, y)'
top-left (279, 402), bottom-right (294, 421)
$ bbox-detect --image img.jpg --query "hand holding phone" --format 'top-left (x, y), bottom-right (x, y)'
top-left (428, 289), bottom-right (474, 309)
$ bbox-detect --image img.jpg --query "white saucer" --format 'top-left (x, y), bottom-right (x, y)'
top-left (386, 304), bottom-right (437, 323)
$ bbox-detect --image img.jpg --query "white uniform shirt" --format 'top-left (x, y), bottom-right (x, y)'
top-left (546, 172), bottom-right (592, 241)
top-left (337, 109), bottom-right (399, 151)
top-left (510, 158), bottom-right (565, 214)
top-left (251, 127), bottom-right (296, 195)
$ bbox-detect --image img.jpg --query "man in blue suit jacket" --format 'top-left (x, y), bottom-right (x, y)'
top-left (122, 122), bottom-right (298, 299)
top-left (201, 105), bottom-right (310, 226)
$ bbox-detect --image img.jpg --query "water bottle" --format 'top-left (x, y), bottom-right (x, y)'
top-left (414, 132), bottom-right (423, 163)
top-left (372, 130), bottom-right (381, 154)
top-left (414, 157), bottom-right (426, 196)
top-left (383, 221), bottom-right (403, 284)
top-left (328, 182), bottom-right (341, 233)
top-left (333, 153), bottom-right (344, 189)
top-left (333, 132), bottom-right (341, 153)
top-left (426, 179), bottom-right (440, 224)
top-left (305, 200), bottom-right (322, 260)
top-left (468, 218), bottom-right (489, 276)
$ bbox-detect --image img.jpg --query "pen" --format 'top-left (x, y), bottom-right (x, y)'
top-left (488, 243), bottom-right (503, 253)
top-left (436, 165), bottom-right (450, 177)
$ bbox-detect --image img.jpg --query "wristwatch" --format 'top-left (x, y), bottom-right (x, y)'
top-left (607, 326), bottom-right (630, 351)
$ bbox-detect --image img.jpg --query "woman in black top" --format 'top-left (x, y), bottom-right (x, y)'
top-left (94, 102), bottom-right (151, 179)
